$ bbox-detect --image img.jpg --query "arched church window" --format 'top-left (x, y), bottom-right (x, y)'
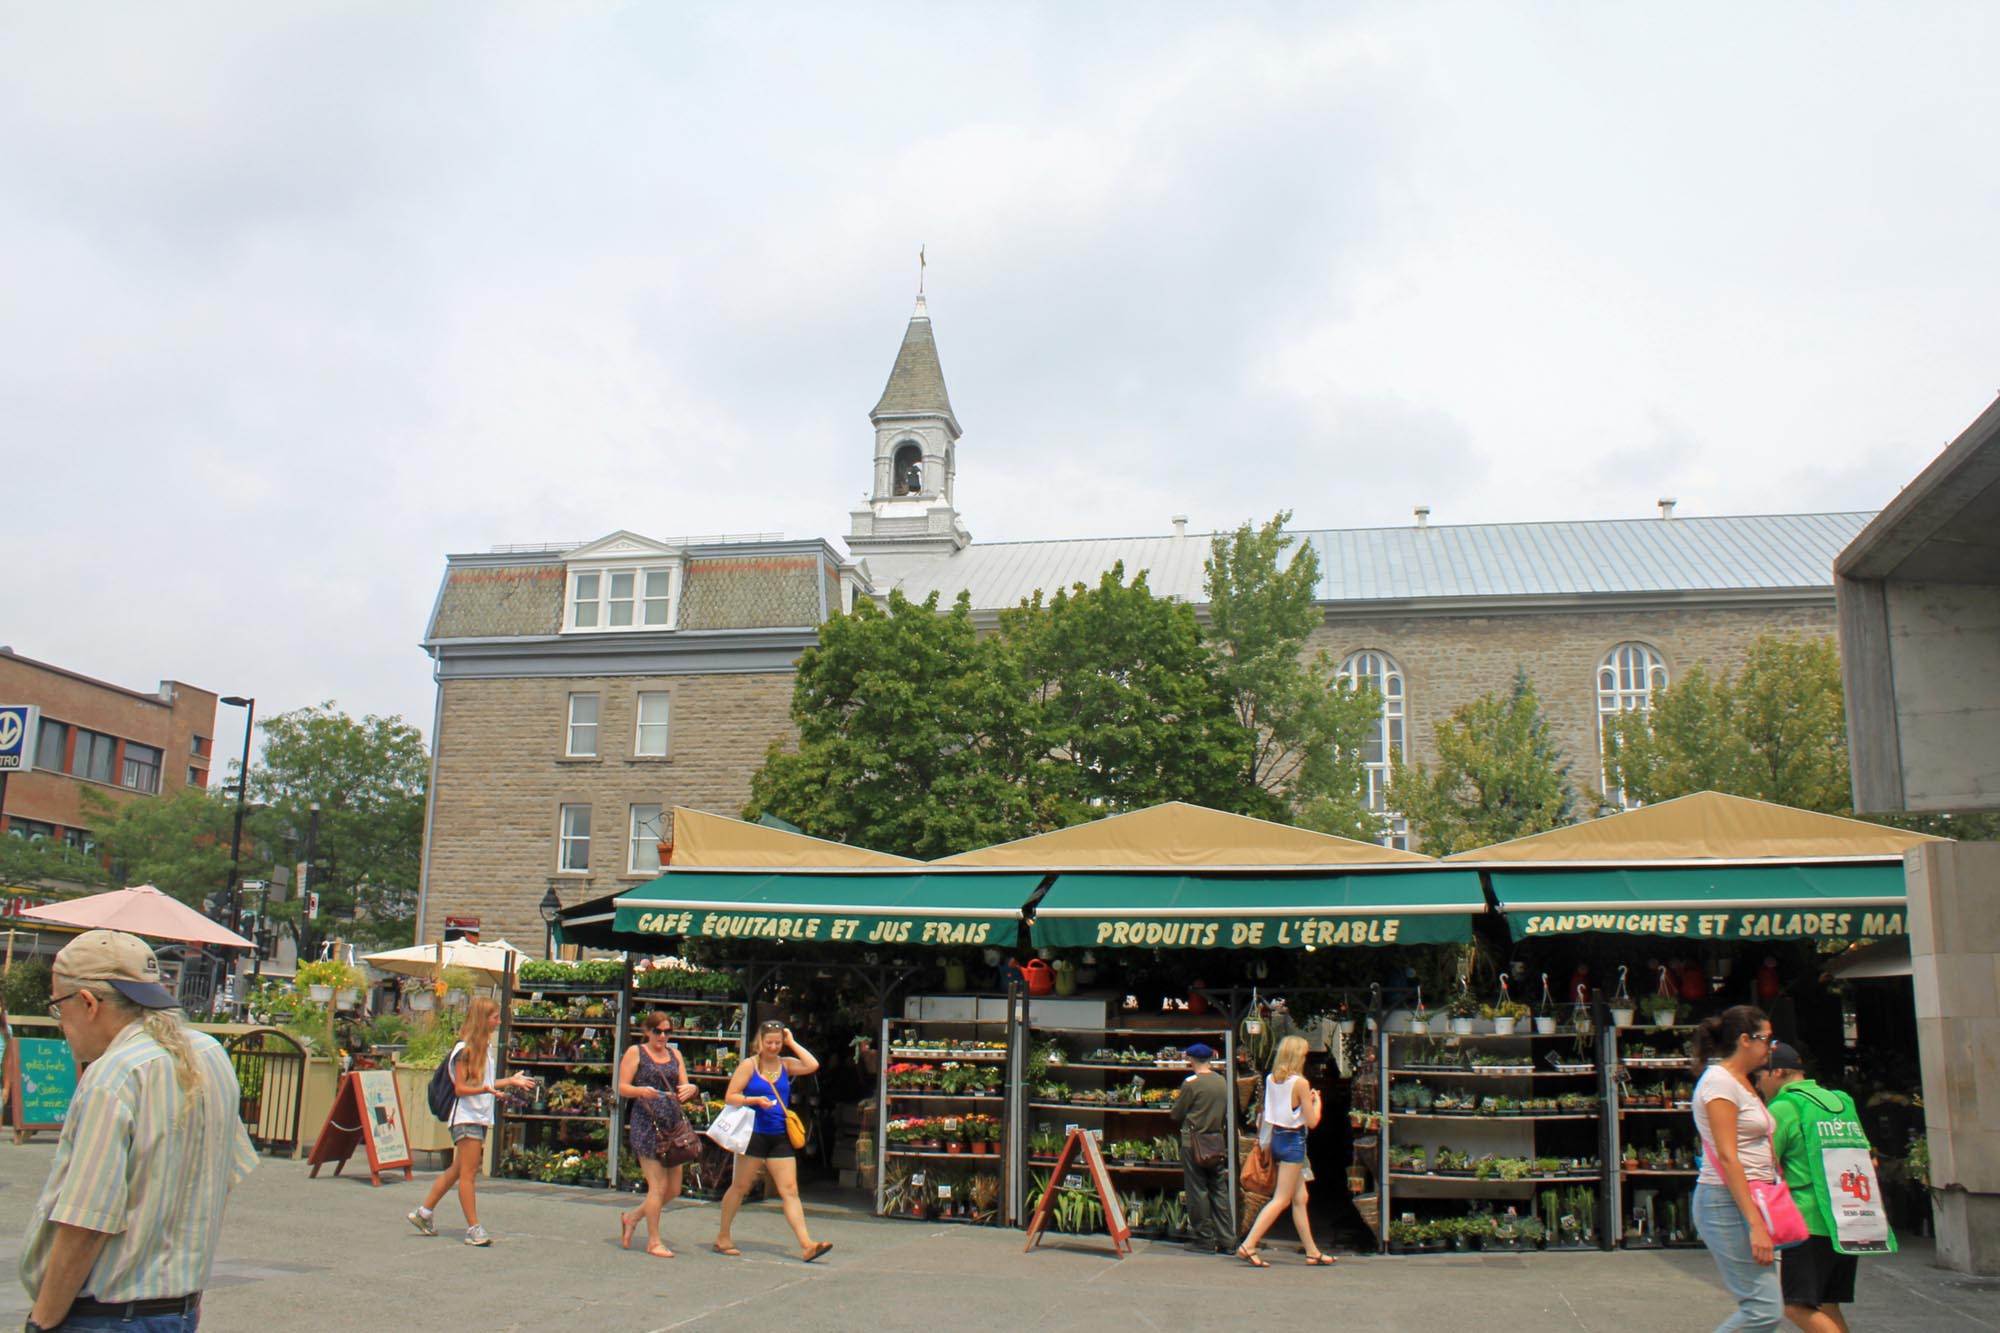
top-left (892, 441), bottom-right (924, 496)
top-left (1337, 649), bottom-right (1409, 850)
top-left (1597, 641), bottom-right (1669, 806)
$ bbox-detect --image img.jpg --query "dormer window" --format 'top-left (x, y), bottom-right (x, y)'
top-left (892, 441), bottom-right (923, 496)
top-left (560, 532), bottom-right (683, 633)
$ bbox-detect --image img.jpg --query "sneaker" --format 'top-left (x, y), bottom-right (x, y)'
top-left (464, 1225), bottom-right (491, 1247)
top-left (407, 1210), bottom-right (436, 1236)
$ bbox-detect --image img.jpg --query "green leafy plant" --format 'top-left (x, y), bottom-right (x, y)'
top-left (295, 959), bottom-right (362, 992)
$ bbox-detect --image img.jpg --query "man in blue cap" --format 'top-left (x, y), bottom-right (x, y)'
top-left (1170, 1043), bottom-right (1231, 1253)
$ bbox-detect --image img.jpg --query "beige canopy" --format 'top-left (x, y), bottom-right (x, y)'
top-left (667, 806), bottom-right (918, 869)
top-left (930, 801), bottom-right (1435, 870)
top-left (1444, 790), bottom-right (1942, 866)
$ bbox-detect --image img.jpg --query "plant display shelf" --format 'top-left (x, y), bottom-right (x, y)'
top-left (1622, 1168), bottom-right (1697, 1177)
top-left (1025, 1101), bottom-right (1174, 1115)
top-left (889, 1093), bottom-right (1005, 1103)
top-left (511, 1019), bottom-right (616, 1029)
top-left (878, 1013), bottom-right (1013, 1227)
top-left (1390, 1068), bottom-right (1587, 1079)
top-left (888, 1048), bottom-right (1008, 1062)
top-left (500, 968), bottom-right (632, 1190)
top-left (1391, 1171), bottom-right (1600, 1183)
top-left (1046, 1060), bottom-right (1195, 1073)
top-left (1390, 1111), bottom-right (1601, 1121)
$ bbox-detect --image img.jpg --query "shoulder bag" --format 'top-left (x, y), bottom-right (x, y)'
top-left (1702, 1140), bottom-right (1809, 1248)
top-left (769, 1065), bottom-right (808, 1150)
top-left (1190, 1131), bottom-right (1226, 1171)
top-left (1239, 1140), bottom-right (1276, 1195)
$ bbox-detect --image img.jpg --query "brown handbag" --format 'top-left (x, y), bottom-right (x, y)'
top-left (1190, 1131), bottom-right (1227, 1171)
top-left (1239, 1141), bottom-right (1276, 1195)
top-left (660, 1116), bottom-right (703, 1167)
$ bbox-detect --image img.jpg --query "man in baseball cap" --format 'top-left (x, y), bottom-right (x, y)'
top-left (23, 930), bottom-right (257, 1332)
top-left (1170, 1043), bottom-right (1231, 1253)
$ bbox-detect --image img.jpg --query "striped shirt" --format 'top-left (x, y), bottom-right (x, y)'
top-left (19, 1020), bottom-right (258, 1303)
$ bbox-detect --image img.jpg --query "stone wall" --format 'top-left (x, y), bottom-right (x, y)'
top-left (1310, 601), bottom-right (1839, 806)
top-left (421, 671), bottom-right (798, 946)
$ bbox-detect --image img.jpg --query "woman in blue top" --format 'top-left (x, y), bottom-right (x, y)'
top-left (712, 1021), bottom-right (832, 1262)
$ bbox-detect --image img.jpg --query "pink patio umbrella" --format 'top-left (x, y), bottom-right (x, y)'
top-left (21, 884), bottom-right (254, 949)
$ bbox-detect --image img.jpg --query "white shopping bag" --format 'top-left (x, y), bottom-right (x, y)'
top-left (706, 1104), bottom-right (755, 1155)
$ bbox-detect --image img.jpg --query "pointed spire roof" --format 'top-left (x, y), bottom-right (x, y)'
top-left (871, 295), bottom-right (959, 433)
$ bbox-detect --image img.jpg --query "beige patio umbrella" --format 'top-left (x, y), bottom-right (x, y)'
top-left (362, 938), bottom-right (525, 983)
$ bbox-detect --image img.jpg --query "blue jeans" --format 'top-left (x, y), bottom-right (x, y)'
top-left (55, 1314), bottom-right (198, 1333)
top-left (1692, 1183), bottom-right (1783, 1332)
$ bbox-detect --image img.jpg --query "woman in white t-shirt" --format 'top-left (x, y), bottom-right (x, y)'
top-left (407, 997), bottom-right (535, 1246)
top-left (1689, 1004), bottom-right (1783, 1332)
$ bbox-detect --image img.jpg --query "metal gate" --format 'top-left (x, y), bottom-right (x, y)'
top-left (226, 1029), bottom-right (306, 1156)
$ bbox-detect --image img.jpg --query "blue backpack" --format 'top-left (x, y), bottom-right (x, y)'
top-left (427, 1046), bottom-right (460, 1121)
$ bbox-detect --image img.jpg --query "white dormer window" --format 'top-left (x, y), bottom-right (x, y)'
top-left (561, 532), bottom-right (683, 634)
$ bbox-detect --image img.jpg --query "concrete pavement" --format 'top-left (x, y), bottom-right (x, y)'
top-left (2, 1141), bottom-right (1998, 1331)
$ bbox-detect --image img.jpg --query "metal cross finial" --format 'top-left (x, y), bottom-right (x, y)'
top-left (919, 244), bottom-right (926, 295)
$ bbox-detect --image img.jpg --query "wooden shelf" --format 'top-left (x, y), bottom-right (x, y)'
top-left (1390, 1111), bottom-right (1600, 1121)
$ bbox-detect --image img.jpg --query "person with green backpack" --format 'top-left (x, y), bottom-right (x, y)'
top-left (1755, 1042), bottom-right (1895, 1333)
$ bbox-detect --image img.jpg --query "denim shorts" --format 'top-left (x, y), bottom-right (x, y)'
top-left (451, 1123), bottom-right (489, 1143)
top-left (1268, 1126), bottom-right (1306, 1164)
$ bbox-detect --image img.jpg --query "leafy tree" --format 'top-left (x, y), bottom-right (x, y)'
top-left (1604, 634), bottom-right (1849, 813)
top-left (746, 591), bottom-right (1041, 859)
top-left (84, 786), bottom-right (254, 904)
top-left (1000, 564), bottom-right (1264, 824)
top-left (248, 703), bottom-right (428, 953)
top-left (0, 831), bottom-right (112, 893)
top-left (1204, 512), bottom-right (1383, 839)
top-left (1393, 669), bottom-right (1577, 855)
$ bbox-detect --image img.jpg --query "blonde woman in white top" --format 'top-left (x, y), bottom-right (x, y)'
top-left (1690, 1004), bottom-right (1783, 1332)
top-left (1236, 1035), bottom-right (1333, 1266)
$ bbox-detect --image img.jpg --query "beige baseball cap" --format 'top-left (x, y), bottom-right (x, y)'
top-left (54, 930), bottom-right (179, 1009)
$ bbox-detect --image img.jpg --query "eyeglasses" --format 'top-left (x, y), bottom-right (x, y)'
top-left (48, 989), bottom-right (88, 1019)
top-left (1746, 1032), bottom-right (1775, 1044)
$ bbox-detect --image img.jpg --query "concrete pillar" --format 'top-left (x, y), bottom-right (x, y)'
top-left (1907, 839), bottom-right (2000, 1274)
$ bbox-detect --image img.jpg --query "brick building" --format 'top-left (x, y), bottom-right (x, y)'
top-left (417, 296), bottom-right (1867, 949)
top-left (0, 646), bottom-right (219, 859)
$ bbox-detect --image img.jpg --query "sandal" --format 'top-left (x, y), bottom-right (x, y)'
top-left (710, 1243), bottom-right (741, 1257)
top-left (803, 1241), bottom-right (834, 1263)
top-left (1235, 1247), bottom-right (1270, 1268)
top-left (1304, 1252), bottom-right (1337, 1266)
top-left (646, 1244), bottom-right (676, 1259)
top-left (620, 1213), bottom-right (638, 1251)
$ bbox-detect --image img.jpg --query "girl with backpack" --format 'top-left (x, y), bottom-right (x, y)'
top-left (408, 997), bottom-right (535, 1246)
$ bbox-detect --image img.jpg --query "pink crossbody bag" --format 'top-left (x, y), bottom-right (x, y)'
top-left (1702, 1139), bottom-right (1809, 1248)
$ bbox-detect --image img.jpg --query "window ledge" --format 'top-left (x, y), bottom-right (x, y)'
top-left (555, 755), bottom-right (602, 764)
top-left (623, 756), bottom-right (673, 765)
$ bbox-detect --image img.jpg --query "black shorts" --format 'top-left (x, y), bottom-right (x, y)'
top-left (1780, 1234), bottom-right (1858, 1308)
top-left (744, 1130), bottom-right (796, 1160)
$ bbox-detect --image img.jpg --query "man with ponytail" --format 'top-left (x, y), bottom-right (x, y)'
top-left (22, 930), bottom-right (257, 1332)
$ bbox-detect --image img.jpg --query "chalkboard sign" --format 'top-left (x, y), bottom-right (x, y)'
top-left (1023, 1126), bottom-right (1132, 1257)
top-left (308, 1070), bottom-right (413, 1186)
top-left (4, 1034), bottom-right (78, 1132)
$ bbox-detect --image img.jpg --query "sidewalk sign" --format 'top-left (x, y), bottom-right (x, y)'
top-left (1023, 1126), bottom-right (1131, 1257)
top-left (308, 1069), bottom-right (413, 1185)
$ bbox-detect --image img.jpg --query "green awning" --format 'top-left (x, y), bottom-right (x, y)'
top-left (609, 872), bottom-right (1036, 948)
top-left (1489, 864), bottom-right (1908, 941)
top-left (1031, 871), bottom-right (1485, 949)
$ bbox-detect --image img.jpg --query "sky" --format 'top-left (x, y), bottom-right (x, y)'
top-left (5, 2), bottom-right (1999, 768)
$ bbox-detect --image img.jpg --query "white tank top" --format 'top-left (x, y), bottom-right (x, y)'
top-left (1263, 1074), bottom-right (1306, 1129)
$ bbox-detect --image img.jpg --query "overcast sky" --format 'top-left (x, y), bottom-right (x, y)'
top-left (6, 3), bottom-right (1998, 767)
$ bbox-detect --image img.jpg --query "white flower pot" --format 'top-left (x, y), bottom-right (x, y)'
top-left (1406, 1013), bottom-right (1427, 1034)
top-left (1491, 1017), bottom-right (1517, 1036)
top-left (1650, 1012), bottom-right (1677, 1029)
top-left (336, 988), bottom-right (359, 1009)
top-left (1335, 1019), bottom-right (1356, 1036)
top-left (1610, 1006), bottom-right (1636, 1028)
top-left (307, 984), bottom-right (333, 1003)
top-left (1534, 1017), bottom-right (1557, 1035)
top-left (1450, 1018), bottom-right (1476, 1035)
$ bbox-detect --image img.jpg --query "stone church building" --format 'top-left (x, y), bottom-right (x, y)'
top-left (416, 295), bottom-right (1868, 949)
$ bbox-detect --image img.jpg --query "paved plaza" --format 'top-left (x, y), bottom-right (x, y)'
top-left (3, 1141), bottom-right (1998, 1332)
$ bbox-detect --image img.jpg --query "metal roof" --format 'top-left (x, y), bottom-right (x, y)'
top-left (869, 512), bottom-right (1875, 611)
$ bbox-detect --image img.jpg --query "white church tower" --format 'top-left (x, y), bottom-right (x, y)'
top-left (847, 293), bottom-right (970, 559)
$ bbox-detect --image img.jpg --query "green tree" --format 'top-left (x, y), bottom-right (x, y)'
top-left (1000, 564), bottom-right (1263, 824)
top-left (248, 703), bottom-right (429, 953)
top-left (1203, 512), bottom-right (1382, 839)
top-left (84, 786), bottom-right (253, 904)
top-left (746, 591), bottom-right (1041, 859)
top-left (0, 831), bottom-right (113, 893)
top-left (1393, 669), bottom-right (1577, 854)
top-left (1604, 634), bottom-right (1849, 813)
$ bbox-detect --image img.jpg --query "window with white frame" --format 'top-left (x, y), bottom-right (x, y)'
top-left (1598, 642), bottom-right (1670, 805)
top-left (558, 804), bottom-right (591, 872)
top-left (634, 692), bottom-right (670, 757)
top-left (566, 693), bottom-right (599, 757)
top-left (1338, 650), bottom-right (1410, 851)
top-left (629, 803), bottom-right (663, 875)
top-left (566, 565), bottom-right (678, 632)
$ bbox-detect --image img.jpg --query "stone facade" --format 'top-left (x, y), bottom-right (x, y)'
top-left (1313, 601), bottom-right (1840, 804)
top-left (422, 672), bottom-right (798, 947)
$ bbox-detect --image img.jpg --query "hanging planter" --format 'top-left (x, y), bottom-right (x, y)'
top-left (336, 987), bottom-right (360, 1010)
top-left (1534, 1015), bottom-right (1557, 1035)
top-left (307, 984), bottom-right (334, 1003)
top-left (1609, 965), bottom-right (1635, 1027)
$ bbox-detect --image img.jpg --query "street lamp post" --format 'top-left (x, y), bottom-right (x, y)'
top-left (539, 885), bottom-right (563, 960)
top-left (219, 695), bottom-right (254, 1014)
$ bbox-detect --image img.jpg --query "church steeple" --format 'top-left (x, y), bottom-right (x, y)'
top-left (849, 292), bottom-right (970, 558)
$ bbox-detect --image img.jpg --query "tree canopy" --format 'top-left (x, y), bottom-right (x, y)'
top-left (83, 786), bottom-right (253, 904)
top-left (1393, 668), bottom-right (1576, 855)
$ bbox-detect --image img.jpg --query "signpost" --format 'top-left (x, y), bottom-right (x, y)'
top-left (307, 1069), bottom-right (414, 1185)
top-left (0, 705), bottom-right (39, 831)
top-left (1023, 1126), bottom-right (1131, 1257)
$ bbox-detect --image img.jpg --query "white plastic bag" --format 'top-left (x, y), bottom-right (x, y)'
top-left (706, 1104), bottom-right (755, 1155)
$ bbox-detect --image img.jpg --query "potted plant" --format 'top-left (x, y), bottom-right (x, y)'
top-left (1640, 993), bottom-right (1680, 1028)
top-left (1482, 1000), bottom-right (1532, 1036)
top-left (296, 959), bottom-right (361, 1006)
top-left (1447, 992), bottom-right (1479, 1035)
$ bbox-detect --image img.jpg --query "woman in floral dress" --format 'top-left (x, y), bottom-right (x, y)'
top-left (616, 1011), bottom-right (699, 1257)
